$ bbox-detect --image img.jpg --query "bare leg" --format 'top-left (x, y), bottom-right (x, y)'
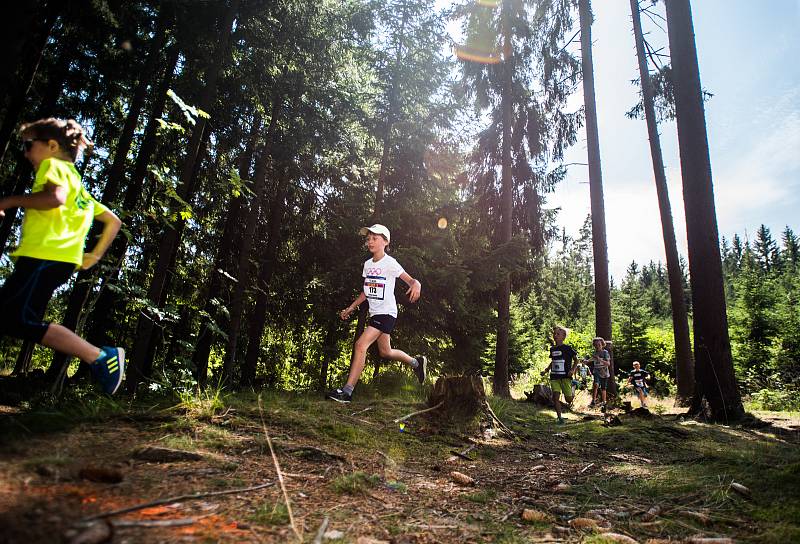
top-left (592, 383), bottom-right (598, 404)
top-left (41, 324), bottom-right (101, 363)
top-left (376, 334), bottom-right (414, 365)
top-left (552, 391), bottom-right (562, 419)
top-left (345, 326), bottom-right (383, 388)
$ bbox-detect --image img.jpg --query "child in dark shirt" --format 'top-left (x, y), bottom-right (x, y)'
top-left (627, 361), bottom-right (650, 408)
top-left (540, 326), bottom-right (579, 425)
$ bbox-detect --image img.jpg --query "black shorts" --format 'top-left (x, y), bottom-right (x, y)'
top-left (0, 257), bottom-right (75, 342)
top-left (367, 314), bottom-right (396, 334)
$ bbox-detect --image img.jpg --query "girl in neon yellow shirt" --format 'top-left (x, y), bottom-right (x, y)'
top-left (0, 118), bottom-right (125, 394)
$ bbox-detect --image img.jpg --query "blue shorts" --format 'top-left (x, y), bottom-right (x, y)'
top-left (635, 386), bottom-right (649, 397)
top-left (368, 314), bottom-right (396, 334)
top-left (592, 371), bottom-right (608, 390)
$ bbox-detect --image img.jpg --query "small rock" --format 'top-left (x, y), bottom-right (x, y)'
top-left (680, 510), bottom-right (712, 525)
top-left (521, 509), bottom-right (551, 522)
top-left (613, 511), bottom-right (632, 519)
top-left (356, 538), bottom-right (390, 544)
top-left (531, 465), bottom-right (546, 472)
top-left (730, 481), bottom-right (751, 498)
top-left (554, 482), bottom-right (571, 493)
top-left (324, 529), bottom-right (345, 540)
top-left (641, 505), bottom-right (661, 521)
top-left (552, 526), bottom-right (570, 535)
top-left (551, 504), bottom-right (576, 515)
top-left (132, 446), bottom-right (203, 463)
top-left (68, 521), bottom-right (112, 544)
top-left (569, 517), bottom-right (599, 530)
top-left (644, 539), bottom-right (673, 544)
top-left (599, 533), bottom-right (639, 544)
top-left (450, 471), bottom-right (475, 486)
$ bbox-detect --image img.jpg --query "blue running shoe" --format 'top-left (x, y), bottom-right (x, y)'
top-left (94, 347), bottom-right (125, 395)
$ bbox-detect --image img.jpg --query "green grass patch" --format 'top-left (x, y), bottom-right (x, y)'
top-left (331, 471), bottom-right (380, 495)
top-left (464, 489), bottom-right (497, 504)
top-left (249, 502), bottom-right (290, 526)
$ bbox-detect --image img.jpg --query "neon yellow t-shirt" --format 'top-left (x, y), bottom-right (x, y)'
top-left (11, 157), bottom-right (109, 266)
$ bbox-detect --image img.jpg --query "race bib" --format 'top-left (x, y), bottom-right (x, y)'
top-left (364, 279), bottom-right (385, 300)
top-left (553, 360), bottom-right (565, 373)
top-left (635, 379), bottom-right (644, 387)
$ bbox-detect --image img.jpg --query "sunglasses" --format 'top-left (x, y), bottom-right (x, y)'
top-left (22, 138), bottom-right (48, 152)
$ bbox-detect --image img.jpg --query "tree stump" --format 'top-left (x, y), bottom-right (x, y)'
top-left (524, 384), bottom-right (554, 407)
top-left (428, 376), bottom-right (486, 422)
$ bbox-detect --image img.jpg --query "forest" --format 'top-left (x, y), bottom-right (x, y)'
top-left (0, 0), bottom-right (798, 542)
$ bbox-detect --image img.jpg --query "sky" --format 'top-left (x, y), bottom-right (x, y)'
top-left (437, 0), bottom-right (799, 280)
top-left (544, 1), bottom-right (800, 280)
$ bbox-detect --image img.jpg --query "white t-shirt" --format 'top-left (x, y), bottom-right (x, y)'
top-left (362, 254), bottom-right (405, 317)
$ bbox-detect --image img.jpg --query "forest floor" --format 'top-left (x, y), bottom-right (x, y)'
top-left (0, 385), bottom-right (798, 544)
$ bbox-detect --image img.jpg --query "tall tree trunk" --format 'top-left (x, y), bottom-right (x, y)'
top-left (578, 0), bottom-right (613, 388)
top-left (102, 6), bottom-right (170, 206)
top-left (82, 43), bottom-right (180, 348)
top-left (192, 114), bottom-right (262, 385)
top-left (222, 87), bottom-right (284, 384)
top-left (241, 175), bottom-right (290, 386)
top-left (630, 0), bottom-right (694, 405)
top-left (665, 0), bottom-right (743, 421)
top-left (492, 0), bottom-right (513, 398)
top-left (127, 0), bottom-right (239, 393)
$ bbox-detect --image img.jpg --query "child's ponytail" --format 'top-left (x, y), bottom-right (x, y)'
top-left (19, 117), bottom-right (93, 162)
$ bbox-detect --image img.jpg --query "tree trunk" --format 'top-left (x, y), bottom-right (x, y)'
top-left (82, 43), bottom-right (180, 349)
top-left (630, 0), bottom-right (694, 405)
top-left (222, 88), bottom-right (284, 384)
top-left (579, 0), bottom-right (613, 392)
top-left (102, 6), bottom-right (170, 206)
top-left (192, 114), bottom-right (261, 385)
top-left (241, 175), bottom-right (290, 386)
top-left (127, 0), bottom-right (239, 393)
top-left (492, 0), bottom-right (513, 398)
top-left (665, 0), bottom-right (743, 421)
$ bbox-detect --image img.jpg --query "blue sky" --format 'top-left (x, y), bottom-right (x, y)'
top-left (547, 0), bottom-right (800, 280)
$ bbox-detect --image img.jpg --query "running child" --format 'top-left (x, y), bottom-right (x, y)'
top-left (589, 337), bottom-right (611, 409)
top-left (0, 118), bottom-right (125, 394)
top-left (627, 361), bottom-right (650, 408)
top-left (540, 325), bottom-right (579, 424)
top-left (327, 224), bottom-right (426, 403)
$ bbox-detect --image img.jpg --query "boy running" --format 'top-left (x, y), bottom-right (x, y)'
top-left (540, 326), bottom-right (579, 424)
top-left (327, 224), bottom-right (426, 403)
top-left (627, 361), bottom-right (650, 408)
top-left (0, 118), bottom-right (125, 394)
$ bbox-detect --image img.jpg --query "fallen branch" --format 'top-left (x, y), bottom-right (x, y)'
top-left (393, 401), bottom-right (444, 424)
top-left (80, 482), bottom-right (274, 522)
top-left (483, 401), bottom-right (515, 437)
top-left (350, 406), bottom-right (374, 416)
top-left (312, 516), bottom-right (330, 544)
top-left (447, 444), bottom-right (478, 462)
top-left (579, 463), bottom-right (595, 474)
top-left (111, 517), bottom-right (199, 528)
top-left (259, 395), bottom-right (302, 542)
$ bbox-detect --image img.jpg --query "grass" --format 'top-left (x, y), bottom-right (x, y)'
top-left (330, 471), bottom-right (381, 495)
top-left (249, 502), bottom-right (290, 526)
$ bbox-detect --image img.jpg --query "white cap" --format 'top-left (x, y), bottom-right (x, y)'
top-left (359, 223), bottom-right (390, 242)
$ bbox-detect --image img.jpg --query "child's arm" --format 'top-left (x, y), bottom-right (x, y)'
top-left (540, 361), bottom-right (552, 376)
top-left (340, 292), bottom-right (367, 320)
top-left (399, 272), bottom-right (421, 303)
top-left (0, 181), bottom-right (66, 216)
top-left (569, 353), bottom-right (579, 376)
top-left (82, 210), bottom-right (121, 270)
